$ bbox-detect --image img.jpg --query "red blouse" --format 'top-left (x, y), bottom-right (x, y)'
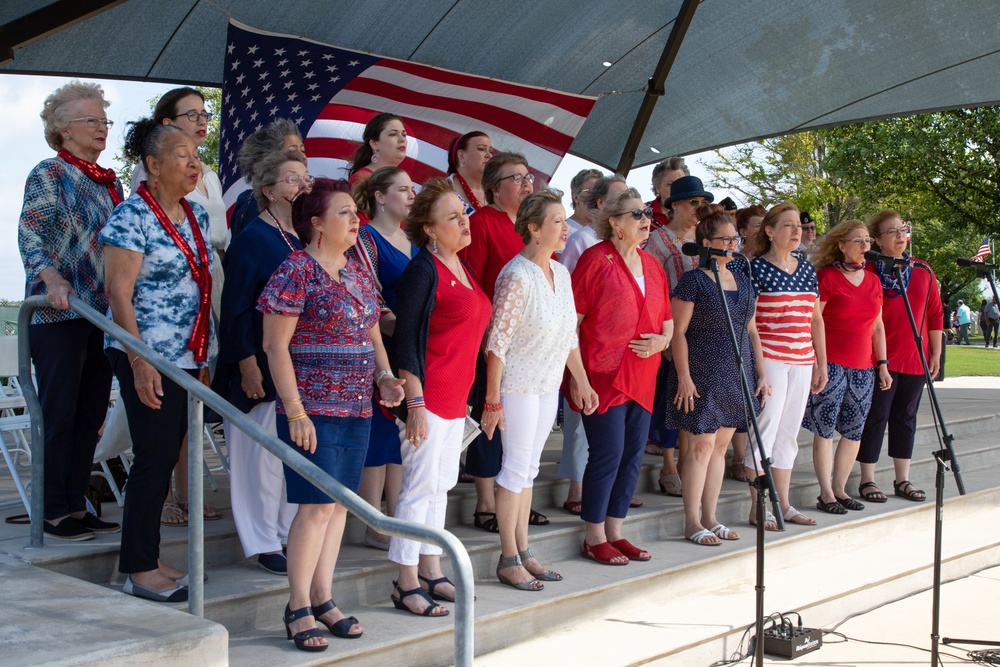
top-left (460, 205), bottom-right (523, 301)
top-left (865, 260), bottom-right (943, 375)
top-left (571, 240), bottom-right (672, 413)
top-left (817, 266), bottom-right (883, 369)
top-left (424, 255), bottom-right (492, 418)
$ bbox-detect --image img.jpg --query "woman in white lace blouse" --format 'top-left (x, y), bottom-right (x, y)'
top-left (480, 189), bottom-right (599, 591)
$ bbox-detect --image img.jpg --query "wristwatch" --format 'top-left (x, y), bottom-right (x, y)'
top-left (876, 359), bottom-right (889, 368)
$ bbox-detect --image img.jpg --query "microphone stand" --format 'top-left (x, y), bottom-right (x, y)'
top-left (888, 263), bottom-right (964, 667)
top-left (705, 254), bottom-right (783, 666)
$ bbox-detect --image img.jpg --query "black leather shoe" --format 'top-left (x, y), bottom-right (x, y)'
top-left (44, 517), bottom-right (95, 541)
top-left (78, 513), bottom-right (121, 533)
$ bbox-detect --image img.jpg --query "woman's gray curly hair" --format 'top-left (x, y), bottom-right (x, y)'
top-left (40, 80), bottom-right (110, 151)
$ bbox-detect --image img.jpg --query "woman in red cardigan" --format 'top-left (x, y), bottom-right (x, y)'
top-left (856, 210), bottom-right (942, 503)
top-left (572, 188), bottom-right (673, 565)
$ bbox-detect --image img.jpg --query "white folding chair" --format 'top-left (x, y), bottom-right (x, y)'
top-left (0, 335), bottom-right (32, 517)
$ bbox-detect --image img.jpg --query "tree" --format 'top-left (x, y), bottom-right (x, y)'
top-left (116, 86), bottom-right (222, 190)
top-left (702, 131), bottom-right (859, 230)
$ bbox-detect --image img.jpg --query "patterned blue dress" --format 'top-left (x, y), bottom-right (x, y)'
top-left (665, 260), bottom-right (761, 434)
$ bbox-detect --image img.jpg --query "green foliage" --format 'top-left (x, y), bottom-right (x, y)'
top-left (115, 86), bottom-right (222, 190)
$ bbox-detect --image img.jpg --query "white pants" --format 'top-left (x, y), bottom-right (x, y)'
top-left (389, 410), bottom-right (464, 566)
top-left (497, 392), bottom-right (558, 492)
top-left (224, 402), bottom-right (297, 558)
top-left (746, 360), bottom-right (812, 470)
top-left (558, 396), bottom-right (589, 482)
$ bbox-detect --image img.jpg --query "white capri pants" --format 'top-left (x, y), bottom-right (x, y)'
top-left (745, 360), bottom-right (812, 470)
top-left (558, 396), bottom-right (589, 482)
top-left (389, 409), bottom-right (464, 566)
top-left (497, 392), bottom-right (559, 493)
top-left (224, 401), bottom-right (297, 558)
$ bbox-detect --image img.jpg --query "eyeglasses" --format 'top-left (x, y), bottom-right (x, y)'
top-left (879, 223), bottom-right (911, 237)
top-left (623, 207), bottom-right (654, 221)
top-left (711, 235), bottom-right (742, 245)
top-left (801, 225), bottom-right (817, 232)
top-left (500, 173), bottom-right (535, 185)
top-left (685, 198), bottom-right (708, 207)
top-left (69, 117), bottom-right (114, 129)
top-left (847, 237), bottom-right (875, 246)
top-left (282, 175), bottom-right (315, 188)
top-left (173, 111), bottom-right (214, 123)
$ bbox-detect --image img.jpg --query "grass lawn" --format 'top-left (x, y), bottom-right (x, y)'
top-left (944, 334), bottom-right (1000, 376)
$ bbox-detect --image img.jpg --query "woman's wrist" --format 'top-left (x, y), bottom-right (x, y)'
top-left (483, 402), bottom-right (502, 413)
top-left (405, 396), bottom-right (425, 411)
top-left (375, 369), bottom-right (394, 386)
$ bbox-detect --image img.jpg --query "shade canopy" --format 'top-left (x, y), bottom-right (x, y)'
top-left (3, 0), bottom-right (1000, 172)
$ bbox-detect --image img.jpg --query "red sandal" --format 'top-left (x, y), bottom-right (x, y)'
top-left (610, 538), bottom-right (651, 561)
top-left (582, 541), bottom-right (629, 566)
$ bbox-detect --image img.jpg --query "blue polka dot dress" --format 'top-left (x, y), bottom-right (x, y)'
top-left (665, 260), bottom-right (761, 434)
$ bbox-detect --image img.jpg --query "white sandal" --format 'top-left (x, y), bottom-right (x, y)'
top-left (686, 528), bottom-right (721, 546)
top-left (709, 524), bottom-right (740, 540)
top-left (783, 506), bottom-right (817, 526)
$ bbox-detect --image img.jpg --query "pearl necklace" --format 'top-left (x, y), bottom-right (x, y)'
top-left (265, 208), bottom-right (297, 252)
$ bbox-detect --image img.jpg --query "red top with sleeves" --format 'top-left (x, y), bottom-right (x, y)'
top-left (460, 205), bottom-right (523, 301)
top-left (570, 240), bottom-right (671, 413)
top-left (865, 259), bottom-right (943, 375)
top-left (424, 255), bottom-right (492, 418)
top-left (647, 198), bottom-right (669, 233)
top-left (817, 266), bottom-right (883, 369)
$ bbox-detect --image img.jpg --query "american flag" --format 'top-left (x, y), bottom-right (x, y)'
top-left (219, 20), bottom-right (597, 208)
top-left (972, 238), bottom-right (991, 262)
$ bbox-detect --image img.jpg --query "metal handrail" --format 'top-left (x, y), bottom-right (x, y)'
top-left (18, 295), bottom-right (474, 666)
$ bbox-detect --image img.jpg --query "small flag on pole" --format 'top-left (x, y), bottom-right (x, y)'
top-left (972, 238), bottom-right (991, 262)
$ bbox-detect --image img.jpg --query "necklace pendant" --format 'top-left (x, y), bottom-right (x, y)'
top-left (451, 279), bottom-right (456, 287)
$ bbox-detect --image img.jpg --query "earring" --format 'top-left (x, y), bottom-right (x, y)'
top-left (371, 153), bottom-right (379, 164)
top-left (379, 204), bottom-right (385, 214)
top-left (431, 238), bottom-right (438, 253)
top-left (152, 179), bottom-right (158, 192)
top-left (534, 236), bottom-right (540, 245)
top-left (269, 195), bottom-right (276, 202)
top-left (460, 160), bottom-right (465, 169)
top-left (317, 231), bottom-right (323, 248)
top-left (616, 228), bottom-right (624, 240)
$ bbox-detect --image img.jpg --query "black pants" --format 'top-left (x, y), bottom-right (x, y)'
top-left (29, 319), bottom-right (113, 521)
top-left (857, 371), bottom-right (925, 464)
top-left (109, 348), bottom-right (196, 573)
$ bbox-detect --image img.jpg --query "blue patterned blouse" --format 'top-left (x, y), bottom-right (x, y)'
top-left (98, 193), bottom-right (217, 369)
top-left (257, 251), bottom-right (380, 418)
top-left (18, 156), bottom-right (123, 325)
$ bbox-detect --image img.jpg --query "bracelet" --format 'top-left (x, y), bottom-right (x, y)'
top-left (375, 370), bottom-right (394, 385)
top-left (483, 402), bottom-right (502, 413)
top-left (286, 410), bottom-right (308, 422)
top-left (406, 396), bottom-right (425, 410)
top-left (130, 356), bottom-right (142, 369)
top-left (876, 359), bottom-right (889, 367)
top-left (282, 397), bottom-right (303, 405)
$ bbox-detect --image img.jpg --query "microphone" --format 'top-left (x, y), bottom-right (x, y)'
top-left (864, 250), bottom-right (926, 269)
top-left (682, 242), bottom-right (745, 259)
top-left (956, 257), bottom-right (1000, 270)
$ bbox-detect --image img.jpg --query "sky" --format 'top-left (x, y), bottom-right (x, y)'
top-left (0, 73), bottom-right (733, 301)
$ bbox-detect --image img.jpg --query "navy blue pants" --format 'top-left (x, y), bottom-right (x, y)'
top-left (857, 371), bottom-right (925, 463)
top-left (581, 401), bottom-right (651, 524)
top-left (648, 360), bottom-right (679, 449)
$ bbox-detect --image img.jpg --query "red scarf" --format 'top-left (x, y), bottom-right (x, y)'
top-left (57, 147), bottom-right (122, 206)
top-left (136, 182), bottom-right (212, 363)
top-left (455, 173), bottom-right (484, 210)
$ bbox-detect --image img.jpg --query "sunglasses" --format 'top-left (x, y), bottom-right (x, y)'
top-left (623, 207), bottom-right (654, 221)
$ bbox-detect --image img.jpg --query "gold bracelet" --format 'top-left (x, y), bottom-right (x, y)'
top-left (282, 397), bottom-right (303, 405)
top-left (286, 410), bottom-right (309, 422)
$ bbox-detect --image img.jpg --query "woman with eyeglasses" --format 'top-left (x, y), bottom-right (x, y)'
top-left (460, 151), bottom-right (549, 534)
top-left (803, 220), bottom-right (891, 515)
top-left (856, 211), bottom-right (942, 504)
top-left (666, 205), bottom-right (767, 546)
top-left (572, 188), bottom-right (672, 565)
top-left (446, 131), bottom-right (493, 215)
top-left (213, 151), bottom-right (311, 575)
top-left (743, 203), bottom-right (827, 530)
top-left (18, 80), bottom-right (121, 542)
top-left (127, 86), bottom-right (227, 526)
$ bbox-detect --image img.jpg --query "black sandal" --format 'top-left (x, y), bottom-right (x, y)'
top-left (529, 508), bottom-right (549, 525)
top-left (815, 496), bottom-right (847, 515)
top-left (391, 580), bottom-right (449, 617)
top-left (312, 599), bottom-right (362, 639)
top-left (893, 480), bottom-right (926, 502)
top-left (859, 481), bottom-right (888, 503)
top-left (836, 496), bottom-right (865, 511)
top-left (283, 604), bottom-right (328, 652)
top-left (418, 574), bottom-right (455, 602)
top-left (473, 511), bottom-right (499, 533)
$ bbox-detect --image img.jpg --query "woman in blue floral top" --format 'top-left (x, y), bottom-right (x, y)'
top-left (18, 80), bottom-right (122, 543)
top-left (259, 178), bottom-right (404, 652)
top-left (101, 122), bottom-right (216, 604)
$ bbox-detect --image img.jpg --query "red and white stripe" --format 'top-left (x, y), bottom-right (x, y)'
top-left (754, 293), bottom-right (817, 364)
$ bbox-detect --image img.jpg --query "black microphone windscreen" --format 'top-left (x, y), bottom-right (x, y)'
top-left (863, 250), bottom-right (882, 262)
top-left (956, 257), bottom-right (975, 267)
top-left (681, 242), bottom-right (701, 257)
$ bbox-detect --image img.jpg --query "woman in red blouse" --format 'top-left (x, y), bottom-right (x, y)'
top-left (447, 130), bottom-right (493, 213)
top-left (572, 189), bottom-right (673, 565)
top-left (857, 210), bottom-right (942, 503)
top-left (260, 179), bottom-right (404, 651)
top-left (390, 178), bottom-right (492, 616)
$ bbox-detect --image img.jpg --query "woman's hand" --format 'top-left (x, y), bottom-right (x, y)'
top-left (480, 406), bottom-right (504, 439)
top-left (571, 380), bottom-right (600, 415)
top-left (755, 373), bottom-right (771, 406)
top-left (198, 367), bottom-right (211, 388)
top-left (132, 358), bottom-right (163, 410)
top-left (810, 362), bottom-right (828, 394)
top-left (239, 357), bottom-right (265, 400)
top-left (629, 332), bottom-right (666, 359)
top-left (288, 415), bottom-right (318, 453)
top-left (45, 281), bottom-right (75, 310)
top-left (377, 376), bottom-right (406, 407)
top-left (673, 375), bottom-right (700, 414)
top-left (405, 406), bottom-right (429, 447)
top-left (878, 365), bottom-right (893, 391)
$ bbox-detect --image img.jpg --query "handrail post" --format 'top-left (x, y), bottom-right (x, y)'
top-left (187, 391), bottom-right (205, 617)
top-left (17, 296), bottom-right (46, 548)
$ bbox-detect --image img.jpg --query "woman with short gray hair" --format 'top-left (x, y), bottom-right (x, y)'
top-left (18, 79), bottom-right (121, 542)
top-left (230, 118), bottom-right (306, 237)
